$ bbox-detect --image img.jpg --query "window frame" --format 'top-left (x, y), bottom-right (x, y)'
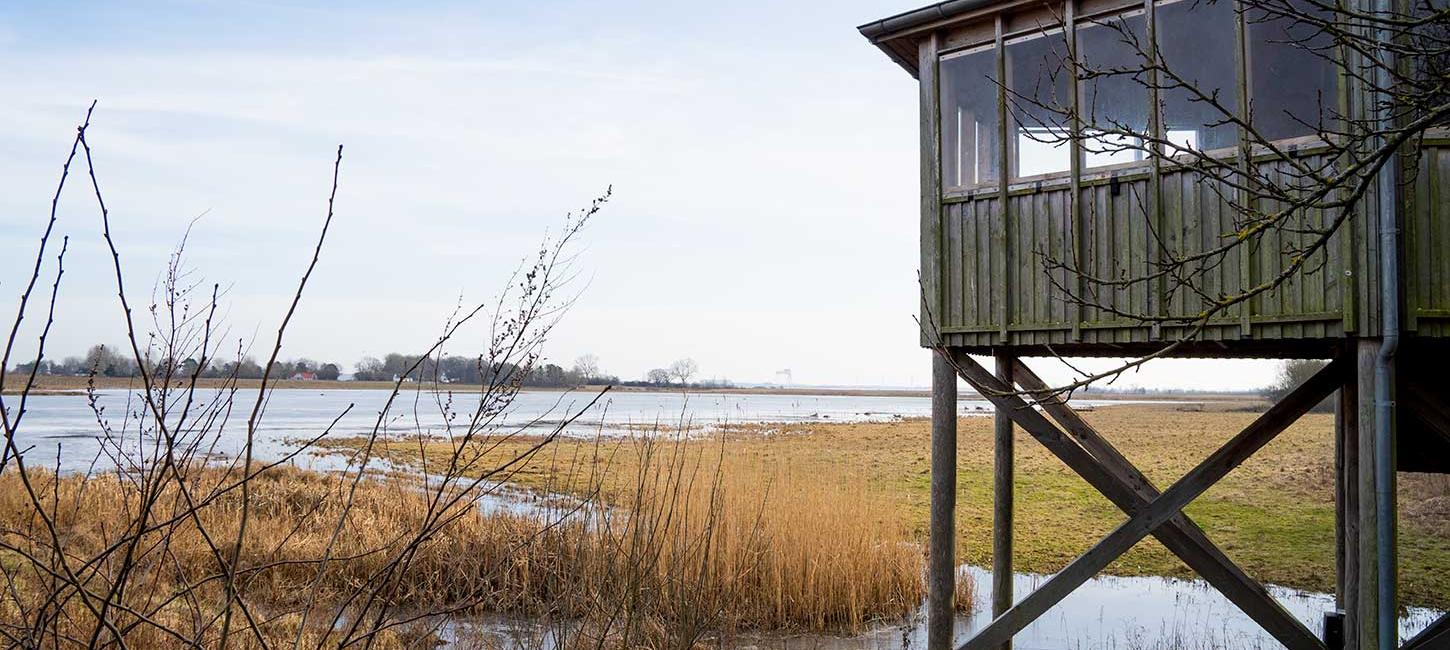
top-left (935, 0), bottom-right (1341, 194)
top-left (939, 41), bottom-right (1004, 188)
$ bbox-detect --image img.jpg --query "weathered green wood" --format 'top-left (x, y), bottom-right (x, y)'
top-left (1234, 0), bottom-right (1255, 338)
top-left (1093, 184), bottom-right (1109, 327)
top-left (1356, 50), bottom-right (1382, 337)
top-left (1337, 370), bottom-right (1361, 650)
top-left (1355, 340), bottom-right (1379, 650)
top-left (948, 198), bottom-right (964, 328)
top-left (1035, 191), bottom-right (1051, 324)
top-left (1408, 149), bottom-right (1428, 332)
top-left (1307, 169), bottom-right (1327, 321)
top-left (995, 15), bottom-right (1011, 343)
top-left (1114, 183), bottom-right (1130, 339)
top-left (992, 351), bottom-right (1014, 650)
top-left (1263, 162), bottom-right (1287, 339)
top-left (1052, 188), bottom-right (1069, 325)
top-left (1434, 148), bottom-right (1449, 334)
top-left (1041, 191), bottom-right (1053, 325)
top-left (902, 0), bottom-right (1450, 354)
top-left (988, 199), bottom-right (999, 328)
top-left (1133, 182), bottom-right (1149, 341)
top-left (1182, 168), bottom-right (1202, 320)
top-left (1337, 9), bottom-right (1359, 337)
top-left (921, 34), bottom-right (944, 345)
top-left (1014, 194), bottom-right (1028, 326)
top-left (919, 24), bottom-right (1445, 350)
top-left (1426, 148), bottom-right (1443, 336)
top-left (929, 353), bottom-right (958, 650)
top-left (1147, 0), bottom-right (1165, 340)
top-left (986, 200), bottom-right (997, 327)
top-left (961, 203), bottom-right (976, 326)
top-left (1068, 0), bottom-right (1084, 341)
top-left (1163, 162), bottom-right (1182, 318)
top-left (924, 139), bottom-right (1449, 352)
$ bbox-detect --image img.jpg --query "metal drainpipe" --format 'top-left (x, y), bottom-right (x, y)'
top-left (1371, 0), bottom-right (1399, 643)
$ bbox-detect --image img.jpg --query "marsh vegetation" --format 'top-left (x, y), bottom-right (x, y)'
top-left (326, 405), bottom-right (1450, 611)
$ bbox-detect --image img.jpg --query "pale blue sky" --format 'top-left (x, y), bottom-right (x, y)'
top-left (0, 1), bottom-right (1277, 389)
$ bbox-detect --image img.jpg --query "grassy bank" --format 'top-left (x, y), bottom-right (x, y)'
top-left (321, 404), bottom-right (1450, 610)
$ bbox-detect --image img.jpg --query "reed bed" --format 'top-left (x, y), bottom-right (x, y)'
top-left (0, 434), bottom-right (928, 648)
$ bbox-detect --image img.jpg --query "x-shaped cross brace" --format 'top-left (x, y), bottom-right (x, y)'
top-left (945, 350), bottom-right (1350, 650)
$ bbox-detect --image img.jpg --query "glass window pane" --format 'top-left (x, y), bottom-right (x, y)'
top-left (1158, 0), bottom-right (1240, 152)
top-left (1247, 1), bottom-right (1337, 140)
top-left (1079, 12), bottom-right (1151, 169)
top-left (940, 48), bottom-right (1002, 188)
top-left (1007, 28), bottom-right (1073, 178)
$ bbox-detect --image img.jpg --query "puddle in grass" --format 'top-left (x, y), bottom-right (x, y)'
top-left (439, 566), bottom-right (1444, 650)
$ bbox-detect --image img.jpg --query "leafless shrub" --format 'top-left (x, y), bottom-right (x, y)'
top-left (0, 104), bottom-right (617, 648)
top-left (1, 105), bottom-right (925, 650)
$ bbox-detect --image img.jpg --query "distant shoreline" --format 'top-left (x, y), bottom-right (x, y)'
top-left (2, 373), bottom-right (1263, 403)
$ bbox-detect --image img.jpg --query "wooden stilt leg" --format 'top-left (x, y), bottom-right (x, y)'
top-left (992, 351), bottom-right (1014, 650)
top-left (929, 353), bottom-right (959, 650)
top-left (1338, 366), bottom-right (1360, 650)
top-left (1356, 340), bottom-right (1379, 650)
top-left (1351, 339), bottom-right (1374, 650)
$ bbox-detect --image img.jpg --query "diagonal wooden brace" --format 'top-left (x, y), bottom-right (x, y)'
top-left (1011, 360), bottom-right (1326, 650)
top-left (1402, 611), bottom-right (1450, 650)
top-left (948, 351), bottom-right (1348, 650)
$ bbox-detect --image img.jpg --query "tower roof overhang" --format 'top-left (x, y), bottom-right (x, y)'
top-left (857, 0), bottom-right (1002, 78)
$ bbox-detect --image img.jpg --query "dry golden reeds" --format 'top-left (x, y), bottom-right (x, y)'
top-left (0, 433), bottom-right (927, 648)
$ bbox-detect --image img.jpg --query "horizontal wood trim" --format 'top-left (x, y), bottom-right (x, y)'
top-left (943, 136), bottom-right (1346, 198)
top-left (940, 312), bottom-right (1345, 335)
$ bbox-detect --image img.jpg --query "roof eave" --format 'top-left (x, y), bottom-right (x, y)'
top-left (857, 0), bottom-right (1004, 77)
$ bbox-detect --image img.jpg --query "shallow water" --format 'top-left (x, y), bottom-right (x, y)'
top-left (447, 566), bottom-right (1445, 650)
top-left (6, 387), bottom-right (1148, 474)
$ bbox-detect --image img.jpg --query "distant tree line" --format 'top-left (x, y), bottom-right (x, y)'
top-left (10, 345), bottom-right (343, 381)
top-left (7, 346), bottom-right (621, 389)
top-left (350, 352), bottom-right (618, 387)
top-left (11, 347), bottom-right (737, 390)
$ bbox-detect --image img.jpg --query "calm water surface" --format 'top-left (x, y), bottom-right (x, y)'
top-left (9, 387), bottom-right (1140, 473)
top-left (455, 566), bottom-right (1443, 649)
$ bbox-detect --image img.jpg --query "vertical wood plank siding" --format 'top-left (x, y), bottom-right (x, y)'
top-left (933, 140), bottom-right (1449, 349)
top-left (1408, 143), bottom-right (1450, 338)
top-left (920, 35), bottom-right (943, 346)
